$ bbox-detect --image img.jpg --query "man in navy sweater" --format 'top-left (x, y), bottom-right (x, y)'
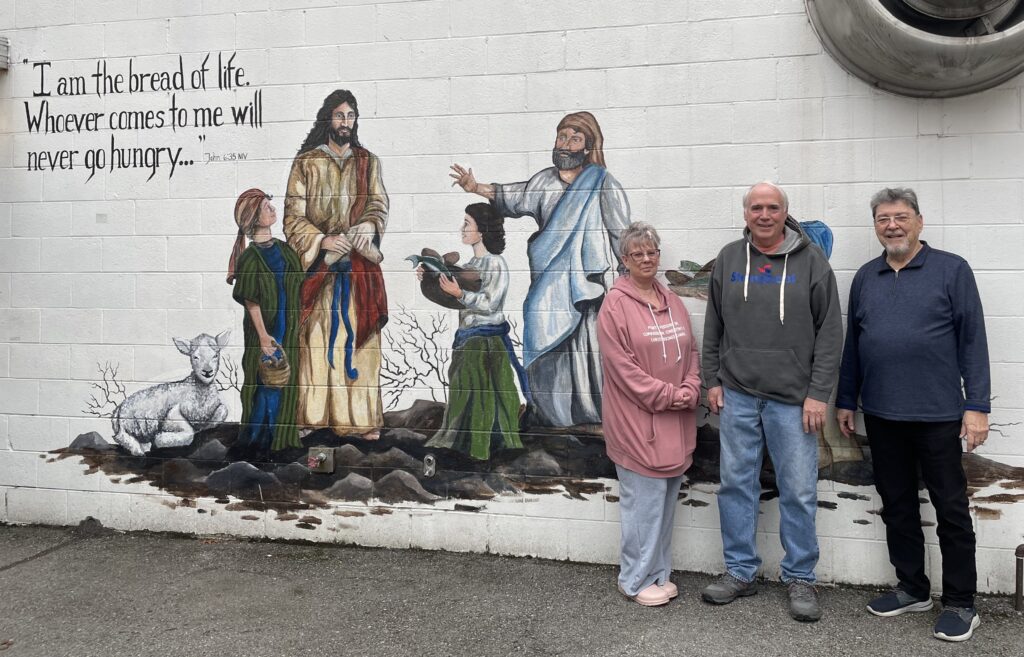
top-left (836, 187), bottom-right (990, 643)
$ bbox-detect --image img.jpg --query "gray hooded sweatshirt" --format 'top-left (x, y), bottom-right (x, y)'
top-left (702, 216), bottom-right (843, 405)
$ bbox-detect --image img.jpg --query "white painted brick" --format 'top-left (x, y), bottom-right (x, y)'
top-left (71, 274), bottom-right (136, 310)
top-left (139, 0), bottom-right (203, 18)
top-left (103, 19), bottom-right (169, 58)
top-left (47, 237), bottom-right (103, 273)
top-left (38, 380), bottom-right (96, 417)
top-left (332, 42), bottom-right (412, 83)
top-left (411, 38), bottom-right (486, 79)
top-left (408, 509), bottom-right (489, 553)
top-left (943, 89), bottom-right (1021, 135)
top-left (487, 514), bottom-right (568, 560)
top-left (525, 69), bottom-right (606, 113)
top-left (11, 273), bottom-right (72, 308)
top-left (70, 344), bottom-right (134, 382)
top-left (0, 238), bottom-right (41, 273)
top-left (691, 59), bottom-right (778, 105)
top-left (15, 1), bottom-right (71, 27)
top-left (0, 171), bottom-right (43, 204)
top-left (101, 237), bottom-right (168, 272)
top-left (778, 140), bottom-right (872, 185)
top-left (36, 455), bottom-right (107, 492)
top-left (136, 273), bottom-right (204, 309)
top-left (135, 200), bottom-right (204, 236)
top-left (38, 308), bottom-right (101, 345)
top-left (646, 188), bottom-right (735, 230)
top-left (0, 0), bottom-right (13, 29)
top-left (451, 74), bottom-right (527, 116)
top-left (0, 344), bottom-right (8, 377)
top-left (168, 14), bottom-right (235, 54)
top-left (12, 203), bottom-right (71, 237)
top-left (102, 308), bottom-right (168, 345)
top-left (304, 6), bottom-right (376, 46)
top-left (166, 235), bottom-right (228, 272)
top-left (0, 379), bottom-right (39, 414)
top-left (134, 343), bottom-right (203, 383)
top-left (486, 32), bottom-right (564, 75)
top-left (0, 205), bottom-right (11, 237)
top-left (566, 26), bottom-right (647, 70)
top-left (376, 78), bottom-right (451, 118)
top-left (32, 24), bottom-right (105, 60)
top-left (10, 343), bottom-right (70, 380)
top-left (0, 415), bottom-right (8, 451)
top-left (7, 487), bottom-right (69, 526)
top-left (777, 54), bottom-right (854, 100)
top-left (0, 309), bottom-right (41, 343)
top-left (565, 518), bottom-right (618, 564)
top-left (990, 363), bottom-right (1024, 411)
top-left (67, 490), bottom-right (132, 531)
top-left (734, 98), bottom-right (824, 143)
top-left (945, 225), bottom-right (1024, 271)
top-left (0, 450), bottom-right (39, 487)
top-left (267, 46), bottom-right (339, 85)
top-left (971, 133), bottom-right (1024, 179)
top-left (692, 144), bottom-right (777, 187)
top-left (71, 201), bottom-right (135, 237)
top-left (194, 498), bottom-right (267, 539)
top-left (74, 0), bottom-right (139, 23)
top-left (379, 0), bottom-right (450, 41)
top-left (166, 309), bottom-right (237, 343)
top-left (236, 10), bottom-right (304, 50)
top-left (128, 492), bottom-right (199, 534)
top-left (941, 180), bottom-right (1023, 225)
top-left (975, 272), bottom-right (1024, 318)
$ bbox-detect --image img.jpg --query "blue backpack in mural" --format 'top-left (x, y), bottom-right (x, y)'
top-left (800, 220), bottom-right (833, 260)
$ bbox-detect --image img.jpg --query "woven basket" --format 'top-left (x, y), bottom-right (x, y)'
top-left (258, 342), bottom-right (290, 388)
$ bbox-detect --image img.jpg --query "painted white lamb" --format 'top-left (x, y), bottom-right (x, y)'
top-left (111, 331), bottom-right (231, 456)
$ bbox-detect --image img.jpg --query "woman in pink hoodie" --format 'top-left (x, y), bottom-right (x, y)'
top-left (597, 221), bottom-right (701, 607)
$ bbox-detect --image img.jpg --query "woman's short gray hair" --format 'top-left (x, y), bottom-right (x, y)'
top-left (619, 221), bottom-right (661, 257)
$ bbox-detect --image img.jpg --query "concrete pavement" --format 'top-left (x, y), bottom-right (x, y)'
top-left (1, 522), bottom-right (1021, 657)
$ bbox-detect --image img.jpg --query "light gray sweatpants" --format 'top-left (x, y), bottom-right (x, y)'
top-left (616, 464), bottom-right (684, 596)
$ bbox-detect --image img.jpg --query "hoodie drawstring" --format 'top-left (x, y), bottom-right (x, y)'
top-left (744, 241), bottom-right (787, 325)
top-left (666, 305), bottom-right (683, 363)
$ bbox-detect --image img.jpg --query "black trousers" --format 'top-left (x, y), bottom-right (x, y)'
top-left (864, 415), bottom-right (976, 607)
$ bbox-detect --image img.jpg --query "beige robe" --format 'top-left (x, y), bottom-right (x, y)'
top-left (284, 145), bottom-right (388, 434)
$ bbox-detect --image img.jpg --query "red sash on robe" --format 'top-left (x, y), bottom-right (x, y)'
top-left (299, 147), bottom-right (388, 348)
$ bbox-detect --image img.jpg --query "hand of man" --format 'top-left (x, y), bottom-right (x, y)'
top-left (707, 386), bottom-right (724, 415)
top-left (438, 274), bottom-right (462, 298)
top-left (961, 410), bottom-right (989, 452)
top-left (450, 163), bottom-right (478, 194)
top-left (322, 234), bottom-right (352, 256)
top-left (803, 397), bottom-right (828, 434)
top-left (414, 265), bottom-right (425, 281)
top-left (348, 222), bottom-right (376, 254)
top-left (836, 408), bottom-right (856, 438)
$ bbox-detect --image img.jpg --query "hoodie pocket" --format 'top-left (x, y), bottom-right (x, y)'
top-left (722, 347), bottom-right (809, 399)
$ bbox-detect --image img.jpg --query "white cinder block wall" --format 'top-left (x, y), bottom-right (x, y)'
top-left (1, 0), bottom-right (1023, 592)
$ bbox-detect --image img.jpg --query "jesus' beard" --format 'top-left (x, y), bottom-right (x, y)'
top-left (331, 127), bottom-right (352, 146)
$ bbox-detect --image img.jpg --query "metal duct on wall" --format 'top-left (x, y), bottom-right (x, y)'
top-left (805, 0), bottom-right (1024, 97)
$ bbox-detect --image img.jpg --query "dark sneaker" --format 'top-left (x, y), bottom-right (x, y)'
top-left (701, 573), bottom-right (758, 605)
top-left (933, 606), bottom-right (980, 642)
top-left (866, 589), bottom-right (934, 617)
top-left (787, 580), bottom-right (821, 622)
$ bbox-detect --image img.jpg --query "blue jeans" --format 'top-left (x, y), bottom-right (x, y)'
top-left (717, 387), bottom-right (819, 583)
top-left (616, 465), bottom-right (684, 596)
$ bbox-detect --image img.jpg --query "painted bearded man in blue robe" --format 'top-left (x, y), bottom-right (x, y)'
top-left (450, 112), bottom-right (631, 429)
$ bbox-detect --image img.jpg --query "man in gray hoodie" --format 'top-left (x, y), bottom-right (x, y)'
top-left (701, 182), bottom-right (843, 622)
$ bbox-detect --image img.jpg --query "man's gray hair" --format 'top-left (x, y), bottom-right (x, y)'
top-left (870, 187), bottom-right (920, 216)
top-left (742, 181), bottom-right (789, 212)
top-left (619, 221), bottom-right (661, 257)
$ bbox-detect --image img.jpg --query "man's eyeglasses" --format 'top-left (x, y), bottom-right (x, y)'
top-left (874, 213), bottom-right (914, 226)
top-left (627, 249), bottom-right (661, 262)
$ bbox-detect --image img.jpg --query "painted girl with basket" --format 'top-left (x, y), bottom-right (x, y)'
top-left (227, 188), bottom-right (304, 452)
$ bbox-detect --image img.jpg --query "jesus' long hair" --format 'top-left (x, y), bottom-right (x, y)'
top-left (296, 89), bottom-right (362, 155)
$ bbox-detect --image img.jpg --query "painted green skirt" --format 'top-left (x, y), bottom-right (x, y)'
top-left (427, 335), bottom-right (523, 460)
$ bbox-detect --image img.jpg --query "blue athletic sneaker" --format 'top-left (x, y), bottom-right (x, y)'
top-left (933, 606), bottom-right (980, 642)
top-left (866, 589), bottom-right (933, 617)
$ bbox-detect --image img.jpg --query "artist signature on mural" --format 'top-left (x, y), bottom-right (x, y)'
top-left (205, 152), bottom-right (248, 163)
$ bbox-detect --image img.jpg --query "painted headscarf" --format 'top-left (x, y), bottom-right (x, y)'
top-left (226, 188), bottom-right (269, 284)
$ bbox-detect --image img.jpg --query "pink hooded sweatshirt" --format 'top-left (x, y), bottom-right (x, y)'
top-left (597, 276), bottom-right (701, 478)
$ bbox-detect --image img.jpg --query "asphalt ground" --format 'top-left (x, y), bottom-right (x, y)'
top-left (1, 523), bottom-right (1021, 657)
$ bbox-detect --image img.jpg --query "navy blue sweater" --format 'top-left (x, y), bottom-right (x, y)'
top-left (836, 243), bottom-right (990, 422)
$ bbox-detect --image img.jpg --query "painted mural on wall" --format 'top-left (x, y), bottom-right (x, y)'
top-left (48, 85), bottom-right (1023, 528)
